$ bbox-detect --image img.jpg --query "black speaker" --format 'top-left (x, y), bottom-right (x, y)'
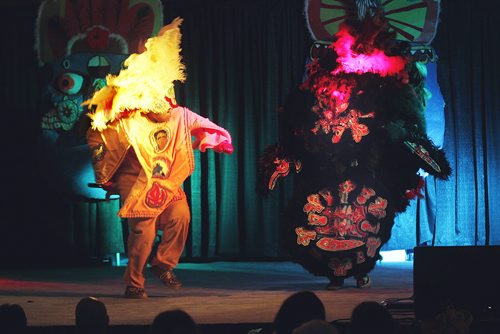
top-left (413, 246), bottom-right (500, 321)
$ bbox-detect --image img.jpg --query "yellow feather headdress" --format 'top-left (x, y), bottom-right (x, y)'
top-left (84, 17), bottom-right (186, 131)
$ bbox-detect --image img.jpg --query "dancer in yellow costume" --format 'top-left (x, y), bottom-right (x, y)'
top-left (85, 18), bottom-right (233, 299)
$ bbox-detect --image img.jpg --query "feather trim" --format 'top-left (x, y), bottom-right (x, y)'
top-left (84, 17), bottom-right (185, 131)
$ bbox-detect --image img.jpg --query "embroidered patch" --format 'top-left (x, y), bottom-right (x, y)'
top-left (404, 140), bottom-right (442, 173)
top-left (91, 143), bottom-right (106, 162)
top-left (366, 237), bottom-right (382, 258)
top-left (307, 213), bottom-right (328, 226)
top-left (152, 158), bottom-right (169, 179)
top-left (339, 180), bottom-right (356, 204)
top-left (303, 194), bottom-right (325, 214)
top-left (316, 238), bottom-right (364, 251)
top-left (150, 127), bottom-right (171, 153)
top-left (361, 221), bottom-right (380, 234)
top-left (295, 227), bottom-right (317, 246)
top-left (328, 257), bottom-right (353, 276)
top-left (368, 197), bottom-right (387, 218)
top-left (356, 187), bottom-right (376, 205)
top-left (268, 158), bottom-right (302, 190)
top-left (312, 109), bottom-right (374, 144)
top-left (145, 182), bottom-right (168, 208)
top-left (299, 180), bottom-right (390, 255)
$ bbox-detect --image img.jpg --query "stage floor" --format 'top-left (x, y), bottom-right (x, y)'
top-left (0, 260), bottom-right (414, 328)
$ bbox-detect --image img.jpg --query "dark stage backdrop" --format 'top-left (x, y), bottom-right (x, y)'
top-left (0, 0), bottom-right (498, 265)
top-left (433, 0), bottom-right (500, 246)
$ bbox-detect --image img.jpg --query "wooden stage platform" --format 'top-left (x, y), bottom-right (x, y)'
top-left (1, 260), bottom-right (416, 333)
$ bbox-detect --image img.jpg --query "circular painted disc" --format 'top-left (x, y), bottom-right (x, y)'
top-left (305, 0), bottom-right (440, 44)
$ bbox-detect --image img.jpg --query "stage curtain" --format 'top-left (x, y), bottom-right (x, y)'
top-left (163, 0), bottom-right (312, 258)
top-left (431, 0), bottom-right (500, 246)
top-left (371, 0), bottom-right (500, 250)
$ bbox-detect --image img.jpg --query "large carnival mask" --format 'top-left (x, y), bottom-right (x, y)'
top-left (305, 0), bottom-right (444, 147)
top-left (35, 0), bottom-right (163, 198)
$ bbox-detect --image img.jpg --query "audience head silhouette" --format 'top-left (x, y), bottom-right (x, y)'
top-left (420, 305), bottom-right (473, 334)
top-left (75, 297), bottom-right (109, 334)
top-left (0, 303), bottom-right (27, 334)
top-left (150, 309), bottom-right (200, 334)
top-left (350, 301), bottom-right (395, 334)
top-left (273, 291), bottom-right (326, 334)
top-left (292, 319), bottom-right (339, 334)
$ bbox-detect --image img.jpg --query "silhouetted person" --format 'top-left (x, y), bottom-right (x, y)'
top-left (350, 301), bottom-right (396, 334)
top-left (75, 297), bottom-right (109, 334)
top-left (0, 304), bottom-right (27, 334)
top-left (273, 291), bottom-right (326, 334)
top-left (420, 305), bottom-right (473, 334)
top-left (150, 309), bottom-right (200, 334)
top-left (292, 319), bottom-right (339, 334)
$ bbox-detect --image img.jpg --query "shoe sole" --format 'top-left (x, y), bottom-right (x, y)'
top-left (357, 278), bottom-right (371, 289)
top-left (162, 282), bottom-right (182, 289)
top-left (151, 266), bottom-right (183, 289)
top-left (325, 283), bottom-right (343, 291)
top-left (124, 287), bottom-right (148, 299)
top-left (124, 294), bottom-right (148, 299)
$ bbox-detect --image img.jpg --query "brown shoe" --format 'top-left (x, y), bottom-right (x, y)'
top-left (356, 275), bottom-right (371, 289)
top-left (124, 285), bottom-right (148, 299)
top-left (326, 277), bottom-right (344, 291)
top-left (151, 266), bottom-right (182, 289)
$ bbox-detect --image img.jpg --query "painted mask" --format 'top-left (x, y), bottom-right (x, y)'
top-left (35, 0), bottom-right (163, 198)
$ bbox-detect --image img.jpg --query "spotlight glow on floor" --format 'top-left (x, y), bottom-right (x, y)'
top-left (379, 249), bottom-right (408, 262)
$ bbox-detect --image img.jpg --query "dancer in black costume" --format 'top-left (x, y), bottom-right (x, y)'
top-left (257, 1), bottom-right (449, 290)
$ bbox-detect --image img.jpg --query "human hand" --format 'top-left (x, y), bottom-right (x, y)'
top-left (214, 141), bottom-right (234, 154)
top-left (158, 17), bottom-right (183, 36)
top-left (102, 181), bottom-right (119, 201)
top-left (88, 181), bottom-right (118, 200)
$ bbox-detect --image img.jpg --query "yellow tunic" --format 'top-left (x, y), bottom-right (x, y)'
top-left (87, 106), bottom-right (231, 218)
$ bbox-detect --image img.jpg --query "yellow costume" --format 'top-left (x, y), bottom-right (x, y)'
top-left (85, 18), bottom-right (233, 297)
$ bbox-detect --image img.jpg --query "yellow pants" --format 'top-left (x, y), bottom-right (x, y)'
top-left (124, 196), bottom-right (190, 288)
top-left (116, 169), bottom-right (190, 289)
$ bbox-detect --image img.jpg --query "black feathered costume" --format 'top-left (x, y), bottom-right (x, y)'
top-left (257, 1), bottom-right (449, 288)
